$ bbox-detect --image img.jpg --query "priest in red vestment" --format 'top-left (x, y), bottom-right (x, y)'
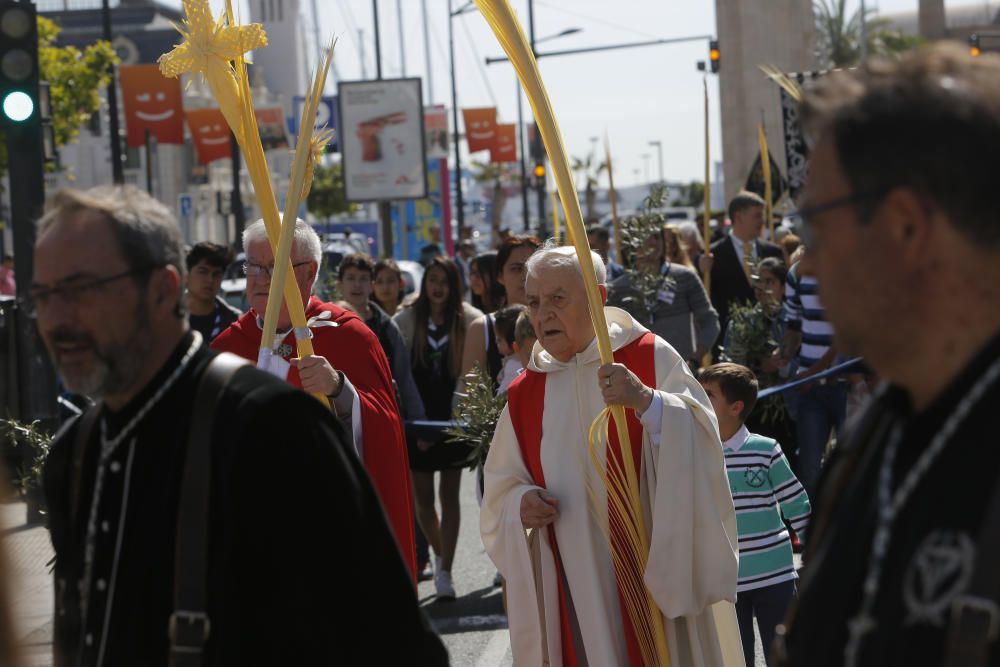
top-left (213, 219), bottom-right (415, 578)
top-left (482, 243), bottom-right (744, 666)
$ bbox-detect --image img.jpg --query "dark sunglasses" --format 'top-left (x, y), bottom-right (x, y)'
top-left (788, 189), bottom-right (890, 247)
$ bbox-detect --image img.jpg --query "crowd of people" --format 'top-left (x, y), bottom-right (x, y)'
top-left (2, 41), bottom-right (998, 667)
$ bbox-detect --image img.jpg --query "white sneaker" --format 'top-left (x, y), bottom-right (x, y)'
top-left (435, 569), bottom-right (456, 601)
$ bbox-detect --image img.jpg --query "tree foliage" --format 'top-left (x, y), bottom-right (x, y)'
top-left (813, 0), bottom-right (922, 69)
top-left (306, 161), bottom-right (357, 219)
top-left (571, 152), bottom-right (607, 223)
top-left (0, 17), bottom-right (118, 178)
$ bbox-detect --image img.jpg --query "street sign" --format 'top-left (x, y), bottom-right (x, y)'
top-left (179, 193), bottom-right (193, 219)
top-left (291, 94), bottom-right (338, 150)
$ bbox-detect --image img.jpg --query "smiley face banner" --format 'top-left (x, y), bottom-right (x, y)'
top-left (185, 108), bottom-right (232, 164)
top-left (462, 107), bottom-right (497, 153)
top-left (490, 123), bottom-right (517, 164)
top-left (119, 64), bottom-right (185, 148)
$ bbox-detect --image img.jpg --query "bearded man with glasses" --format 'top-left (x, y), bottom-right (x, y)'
top-left (32, 185), bottom-right (447, 666)
top-left (774, 44), bottom-right (1000, 667)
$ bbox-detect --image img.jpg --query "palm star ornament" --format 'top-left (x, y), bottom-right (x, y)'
top-left (158, 0), bottom-right (268, 137)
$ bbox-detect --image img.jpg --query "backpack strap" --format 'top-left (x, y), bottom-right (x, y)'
top-left (169, 352), bottom-right (249, 667)
top-left (69, 407), bottom-right (100, 534)
top-left (944, 472), bottom-right (1000, 667)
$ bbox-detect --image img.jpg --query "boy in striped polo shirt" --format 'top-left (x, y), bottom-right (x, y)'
top-left (698, 363), bottom-right (811, 667)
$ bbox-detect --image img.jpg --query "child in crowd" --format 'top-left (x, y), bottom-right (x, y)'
top-left (492, 304), bottom-right (526, 394)
top-left (512, 310), bottom-right (536, 372)
top-left (697, 363), bottom-right (811, 667)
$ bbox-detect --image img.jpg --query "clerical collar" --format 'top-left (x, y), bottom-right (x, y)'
top-left (102, 331), bottom-right (201, 436)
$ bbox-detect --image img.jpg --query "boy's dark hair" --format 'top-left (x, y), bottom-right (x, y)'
top-left (727, 191), bottom-right (766, 223)
top-left (697, 362), bottom-right (759, 421)
top-left (586, 224), bottom-right (610, 243)
top-left (338, 252), bottom-right (375, 280)
top-left (514, 310), bottom-right (536, 346)
top-left (185, 242), bottom-right (233, 271)
top-left (493, 304), bottom-right (526, 348)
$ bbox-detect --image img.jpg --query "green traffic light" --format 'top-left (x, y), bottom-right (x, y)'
top-left (2, 90), bottom-right (33, 122)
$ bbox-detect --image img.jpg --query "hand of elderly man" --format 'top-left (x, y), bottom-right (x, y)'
top-left (291, 355), bottom-right (343, 397)
top-left (598, 363), bottom-right (653, 413)
top-left (520, 489), bottom-right (560, 529)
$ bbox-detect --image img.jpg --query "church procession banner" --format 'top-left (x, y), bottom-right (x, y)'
top-left (338, 78), bottom-right (428, 202)
top-left (780, 88), bottom-right (809, 200)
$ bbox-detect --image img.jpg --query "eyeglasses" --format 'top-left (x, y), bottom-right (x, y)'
top-left (789, 190), bottom-right (889, 247)
top-left (25, 266), bottom-right (161, 317)
top-left (242, 261), bottom-right (312, 278)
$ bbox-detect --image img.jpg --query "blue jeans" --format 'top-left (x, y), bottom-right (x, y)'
top-left (795, 381), bottom-right (848, 501)
top-left (736, 579), bottom-right (796, 667)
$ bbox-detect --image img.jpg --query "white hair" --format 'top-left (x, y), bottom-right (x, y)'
top-left (243, 218), bottom-right (322, 264)
top-left (524, 239), bottom-right (607, 286)
top-left (243, 218), bottom-right (323, 287)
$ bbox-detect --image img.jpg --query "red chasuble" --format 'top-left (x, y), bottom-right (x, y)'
top-left (213, 297), bottom-right (416, 579)
top-left (507, 332), bottom-right (656, 667)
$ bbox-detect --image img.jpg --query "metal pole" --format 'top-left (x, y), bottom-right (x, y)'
top-left (528, 0), bottom-right (546, 239)
top-left (396, 0), bottom-right (406, 76)
top-left (373, 0), bottom-right (383, 79)
top-left (373, 0), bottom-right (393, 256)
top-left (859, 0), bottom-right (869, 64)
top-left (231, 132), bottom-right (246, 249)
top-left (359, 29), bottom-right (367, 79)
top-left (421, 0), bottom-right (434, 102)
top-left (516, 81), bottom-right (529, 231)
top-left (144, 129), bottom-right (154, 195)
top-left (102, 0), bottom-right (123, 184)
top-left (449, 0), bottom-right (466, 234)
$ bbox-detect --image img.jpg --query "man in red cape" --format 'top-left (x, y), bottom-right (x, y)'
top-left (213, 219), bottom-right (416, 579)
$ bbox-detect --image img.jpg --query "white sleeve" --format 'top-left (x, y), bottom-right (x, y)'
top-left (331, 374), bottom-right (363, 460)
top-left (639, 390), bottom-right (665, 444)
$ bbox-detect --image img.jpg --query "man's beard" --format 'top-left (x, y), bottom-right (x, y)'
top-left (48, 302), bottom-right (154, 400)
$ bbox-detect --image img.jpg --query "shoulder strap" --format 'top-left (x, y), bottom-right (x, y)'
top-left (944, 472), bottom-right (1000, 667)
top-left (169, 352), bottom-right (248, 667)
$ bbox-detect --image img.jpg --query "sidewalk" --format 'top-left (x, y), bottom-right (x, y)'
top-left (2, 501), bottom-right (54, 667)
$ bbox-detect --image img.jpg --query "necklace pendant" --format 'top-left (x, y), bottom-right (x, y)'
top-left (844, 613), bottom-right (876, 667)
top-left (276, 343), bottom-right (294, 358)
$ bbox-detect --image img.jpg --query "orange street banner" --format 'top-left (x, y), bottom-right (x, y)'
top-left (254, 106), bottom-right (289, 151)
top-left (462, 107), bottom-right (497, 152)
top-left (186, 108), bottom-right (232, 164)
top-left (119, 64), bottom-right (184, 148)
top-left (491, 123), bottom-right (517, 163)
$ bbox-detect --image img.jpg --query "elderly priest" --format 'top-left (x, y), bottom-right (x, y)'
top-left (482, 243), bottom-right (743, 667)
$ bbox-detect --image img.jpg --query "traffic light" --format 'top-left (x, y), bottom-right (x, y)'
top-left (709, 40), bottom-right (721, 73)
top-left (0, 1), bottom-right (40, 129)
top-left (533, 161), bottom-right (545, 189)
top-left (970, 34), bottom-right (982, 57)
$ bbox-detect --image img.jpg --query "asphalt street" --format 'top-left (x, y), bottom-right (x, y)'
top-left (6, 470), bottom-right (772, 666)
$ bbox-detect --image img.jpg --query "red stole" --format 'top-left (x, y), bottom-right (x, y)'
top-left (507, 333), bottom-right (656, 667)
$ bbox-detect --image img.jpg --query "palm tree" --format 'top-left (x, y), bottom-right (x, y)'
top-left (814, 0), bottom-right (921, 69)
top-left (571, 153), bottom-right (607, 223)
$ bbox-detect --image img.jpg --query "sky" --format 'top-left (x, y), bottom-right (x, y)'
top-left (168, 0), bottom-right (982, 187)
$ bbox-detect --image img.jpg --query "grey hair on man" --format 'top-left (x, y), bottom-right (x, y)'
top-left (242, 218), bottom-right (323, 286)
top-left (524, 240), bottom-right (607, 286)
top-left (37, 184), bottom-right (187, 317)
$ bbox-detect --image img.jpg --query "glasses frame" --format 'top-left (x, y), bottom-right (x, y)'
top-left (24, 266), bottom-right (161, 317)
top-left (242, 260), bottom-right (313, 279)
top-left (789, 189), bottom-right (890, 246)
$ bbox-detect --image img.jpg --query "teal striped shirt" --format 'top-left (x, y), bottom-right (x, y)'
top-left (723, 427), bottom-right (811, 592)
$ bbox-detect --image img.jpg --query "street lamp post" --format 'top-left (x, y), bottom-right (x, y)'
top-left (516, 27), bottom-right (581, 233)
top-left (449, 0), bottom-right (475, 237)
top-left (649, 140), bottom-right (664, 184)
top-left (642, 153), bottom-right (651, 184)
